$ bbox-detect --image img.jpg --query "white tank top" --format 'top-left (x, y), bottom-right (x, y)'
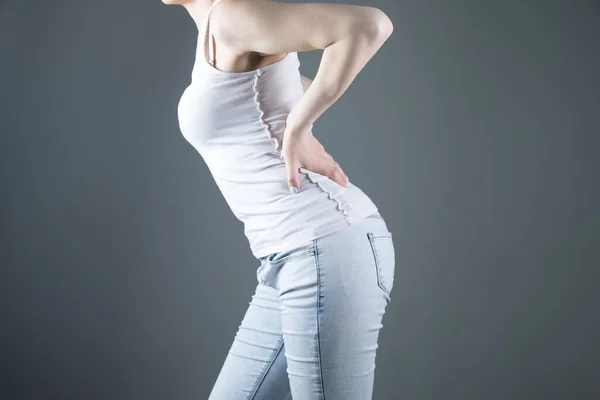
top-left (177, 0), bottom-right (379, 259)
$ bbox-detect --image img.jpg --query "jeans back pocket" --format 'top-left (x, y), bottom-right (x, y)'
top-left (367, 231), bottom-right (396, 299)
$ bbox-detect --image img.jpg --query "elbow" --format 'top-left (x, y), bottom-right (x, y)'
top-left (361, 8), bottom-right (394, 41)
top-left (377, 10), bottom-right (394, 38)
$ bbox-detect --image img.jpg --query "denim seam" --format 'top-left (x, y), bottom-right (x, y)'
top-left (264, 248), bottom-right (317, 265)
top-left (367, 233), bottom-right (392, 300)
top-left (313, 239), bottom-right (326, 400)
top-left (247, 335), bottom-right (285, 400)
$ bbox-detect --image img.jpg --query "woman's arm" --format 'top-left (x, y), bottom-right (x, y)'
top-left (212, 0), bottom-right (393, 190)
top-left (213, 1), bottom-right (393, 131)
top-left (286, 23), bottom-right (391, 133)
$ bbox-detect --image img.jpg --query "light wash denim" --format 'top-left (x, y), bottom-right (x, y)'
top-left (208, 212), bottom-right (395, 399)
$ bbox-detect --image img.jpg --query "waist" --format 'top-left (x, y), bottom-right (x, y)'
top-left (223, 180), bottom-right (378, 259)
top-left (203, 151), bottom-right (379, 258)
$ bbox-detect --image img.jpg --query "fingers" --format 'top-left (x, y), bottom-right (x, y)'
top-left (322, 151), bottom-right (334, 161)
top-left (315, 150), bottom-right (346, 187)
top-left (282, 136), bottom-right (347, 193)
top-left (305, 151), bottom-right (349, 188)
top-left (285, 157), bottom-right (301, 194)
top-left (285, 157), bottom-right (347, 194)
top-left (326, 160), bottom-right (349, 188)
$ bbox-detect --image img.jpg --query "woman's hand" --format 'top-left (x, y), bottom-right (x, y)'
top-left (281, 123), bottom-right (349, 194)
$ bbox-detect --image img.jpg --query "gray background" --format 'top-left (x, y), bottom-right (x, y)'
top-left (1, 0), bottom-right (599, 399)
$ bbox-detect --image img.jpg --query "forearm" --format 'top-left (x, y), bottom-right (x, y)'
top-left (287, 14), bottom-right (393, 132)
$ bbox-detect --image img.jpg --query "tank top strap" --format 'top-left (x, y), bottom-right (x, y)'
top-left (203, 0), bottom-right (225, 67)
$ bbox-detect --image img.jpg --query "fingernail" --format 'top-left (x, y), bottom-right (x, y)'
top-left (346, 176), bottom-right (350, 187)
top-left (289, 186), bottom-right (298, 195)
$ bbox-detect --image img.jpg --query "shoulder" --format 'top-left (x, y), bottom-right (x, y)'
top-left (208, 0), bottom-right (262, 51)
top-left (210, 0), bottom-right (294, 54)
top-left (210, 0), bottom-right (391, 54)
top-left (210, 0), bottom-right (269, 30)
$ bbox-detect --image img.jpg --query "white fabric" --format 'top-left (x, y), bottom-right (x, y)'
top-left (177, 0), bottom-right (379, 258)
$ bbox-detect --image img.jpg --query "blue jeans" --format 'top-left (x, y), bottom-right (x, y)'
top-left (208, 212), bottom-right (395, 399)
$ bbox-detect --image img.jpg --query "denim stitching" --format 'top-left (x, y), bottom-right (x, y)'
top-left (313, 239), bottom-right (326, 400)
top-left (247, 335), bottom-right (285, 400)
top-left (266, 248), bottom-right (316, 265)
top-left (367, 232), bottom-right (391, 299)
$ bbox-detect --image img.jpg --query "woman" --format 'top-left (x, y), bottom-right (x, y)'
top-left (162, 0), bottom-right (395, 398)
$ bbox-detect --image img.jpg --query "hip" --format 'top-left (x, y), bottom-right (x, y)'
top-left (258, 211), bottom-right (393, 265)
top-left (257, 210), bottom-right (396, 301)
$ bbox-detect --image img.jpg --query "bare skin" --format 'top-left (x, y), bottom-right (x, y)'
top-left (162, 0), bottom-right (393, 192)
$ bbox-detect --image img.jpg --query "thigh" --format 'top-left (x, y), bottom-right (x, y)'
top-left (264, 216), bottom-right (396, 399)
top-left (208, 282), bottom-right (291, 400)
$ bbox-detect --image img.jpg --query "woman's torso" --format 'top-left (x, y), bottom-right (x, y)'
top-left (176, 0), bottom-right (379, 259)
